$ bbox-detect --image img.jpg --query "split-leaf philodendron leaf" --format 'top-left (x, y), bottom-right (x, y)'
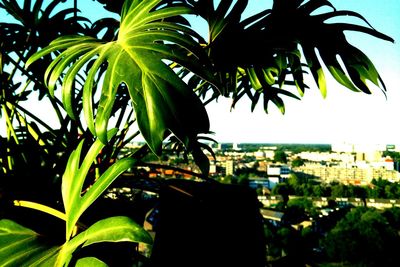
top-left (26, 0), bottom-right (214, 155)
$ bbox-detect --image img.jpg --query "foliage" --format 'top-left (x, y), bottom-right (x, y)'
top-left (25, 0), bottom-right (214, 158)
top-left (287, 197), bottom-right (314, 214)
top-left (383, 207), bottom-right (400, 229)
top-left (0, 0), bottom-right (139, 203)
top-left (0, 216), bottom-right (151, 266)
top-left (322, 207), bottom-right (400, 266)
top-left (0, 0), bottom-right (86, 202)
top-left (190, 0), bottom-right (392, 113)
top-left (275, 174), bottom-right (400, 200)
top-left (273, 150), bottom-right (287, 163)
top-left (291, 156), bottom-right (305, 167)
top-left (264, 222), bottom-right (311, 266)
top-left (271, 182), bottom-right (294, 197)
top-left (0, 0), bottom-right (395, 265)
top-left (0, 132), bottom-right (152, 266)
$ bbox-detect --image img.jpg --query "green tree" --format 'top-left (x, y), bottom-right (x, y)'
top-left (323, 207), bottom-right (400, 266)
top-left (331, 183), bottom-right (350, 198)
top-left (287, 196), bottom-right (319, 219)
top-left (287, 173), bottom-right (302, 195)
top-left (288, 197), bottom-right (313, 210)
top-left (275, 226), bottom-right (307, 265)
top-left (264, 222), bottom-right (282, 259)
top-left (273, 150), bottom-right (287, 164)
top-left (383, 207), bottom-right (400, 229)
top-left (272, 182), bottom-right (293, 204)
top-left (350, 185), bottom-right (367, 199)
top-left (312, 184), bottom-right (325, 197)
top-left (384, 183), bottom-right (400, 199)
top-left (237, 173), bottom-right (249, 185)
top-left (368, 178), bottom-right (393, 198)
top-left (291, 156), bottom-right (305, 167)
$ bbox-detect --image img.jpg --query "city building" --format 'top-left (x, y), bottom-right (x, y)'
top-left (225, 160), bottom-right (234, 176)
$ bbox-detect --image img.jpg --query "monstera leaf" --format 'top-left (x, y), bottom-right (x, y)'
top-left (26, 0), bottom-right (215, 155)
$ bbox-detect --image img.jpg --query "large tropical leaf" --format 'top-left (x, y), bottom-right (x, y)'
top-left (265, 0), bottom-right (394, 95)
top-left (0, 0), bottom-right (88, 100)
top-left (189, 0), bottom-right (304, 113)
top-left (189, 0), bottom-right (394, 112)
top-left (26, 0), bottom-right (215, 155)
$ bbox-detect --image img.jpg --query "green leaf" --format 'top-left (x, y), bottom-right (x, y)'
top-left (76, 257), bottom-right (108, 267)
top-left (340, 44), bottom-right (385, 93)
top-left (58, 216), bottom-right (152, 266)
top-left (62, 130), bottom-right (137, 240)
top-left (191, 145), bottom-right (210, 176)
top-left (197, 0), bottom-right (392, 112)
top-left (271, 96), bottom-right (285, 114)
top-left (246, 68), bottom-right (262, 90)
top-left (26, 0), bottom-right (213, 154)
top-left (0, 216), bottom-right (152, 267)
top-left (76, 216), bottom-right (152, 247)
top-left (302, 46), bottom-right (327, 98)
top-left (0, 219), bottom-right (59, 267)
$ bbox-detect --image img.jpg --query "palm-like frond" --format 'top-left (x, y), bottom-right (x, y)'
top-left (26, 0), bottom-right (215, 155)
top-left (0, 0), bottom-right (88, 99)
top-left (190, 0), bottom-right (394, 113)
top-left (0, 0), bottom-right (87, 54)
top-left (265, 0), bottom-right (393, 95)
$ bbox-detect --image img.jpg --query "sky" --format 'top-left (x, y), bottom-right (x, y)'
top-left (2, 0), bottom-right (400, 145)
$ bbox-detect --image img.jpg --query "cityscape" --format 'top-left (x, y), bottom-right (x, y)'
top-left (105, 141), bottom-right (400, 265)
top-left (124, 141), bottom-right (400, 186)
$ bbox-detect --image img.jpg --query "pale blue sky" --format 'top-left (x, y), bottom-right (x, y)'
top-left (2, 0), bottom-right (400, 145)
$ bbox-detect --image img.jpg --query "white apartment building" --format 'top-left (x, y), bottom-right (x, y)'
top-left (297, 151), bottom-right (355, 163)
top-left (293, 142), bottom-right (399, 184)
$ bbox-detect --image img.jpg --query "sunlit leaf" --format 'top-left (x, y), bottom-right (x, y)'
top-left (26, 0), bottom-right (214, 155)
top-left (0, 219), bottom-right (59, 266)
top-left (57, 216), bottom-right (152, 266)
top-left (62, 129), bottom-right (138, 240)
top-left (76, 257), bottom-right (108, 267)
top-left (0, 216), bottom-right (152, 267)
